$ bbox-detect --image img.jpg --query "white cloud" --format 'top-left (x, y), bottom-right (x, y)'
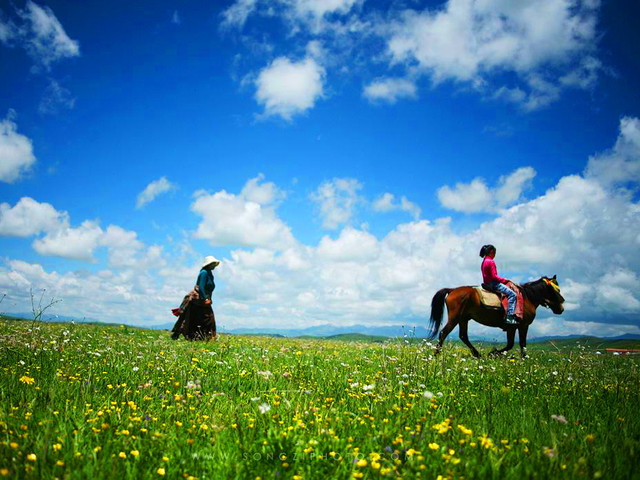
top-left (293, 0), bottom-right (361, 20)
top-left (437, 178), bottom-right (493, 213)
top-left (32, 220), bottom-right (103, 261)
top-left (0, 111), bottom-right (37, 183)
top-left (220, 0), bottom-right (257, 29)
top-left (206, 120), bottom-right (639, 331)
top-left (438, 166), bottom-right (536, 213)
top-left (372, 192), bottom-right (421, 220)
top-left (18, 1), bottom-right (80, 70)
top-left (317, 228), bottom-right (379, 262)
top-left (363, 77), bottom-right (417, 104)
top-left (311, 178), bottom-right (362, 229)
top-left (191, 175), bottom-right (294, 249)
top-left (255, 56), bottom-right (325, 120)
top-left (222, 0), bottom-right (602, 113)
top-left (0, 197), bottom-right (67, 237)
top-left (372, 192), bottom-right (395, 212)
top-left (241, 173), bottom-right (285, 205)
top-left (221, 0), bottom-right (360, 30)
top-left (0, 16), bottom-right (18, 44)
top-left (0, 197), bottom-right (164, 265)
top-left (136, 177), bottom-right (176, 209)
top-left (2, 119), bottom-right (640, 337)
top-left (382, 0), bottom-right (599, 109)
top-left (171, 10), bottom-right (181, 25)
top-left (495, 167), bottom-right (537, 207)
top-left (39, 79), bottom-right (75, 114)
top-left (528, 316), bottom-right (640, 339)
top-left (585, 116), bottom-right (640, 187)
top-left (560, 55), bottom-right (602, 89)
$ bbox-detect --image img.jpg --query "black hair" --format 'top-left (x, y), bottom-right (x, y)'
top-left (479, 244), bottom-right (496, 258)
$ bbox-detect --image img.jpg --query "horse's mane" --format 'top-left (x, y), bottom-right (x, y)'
top-left (519, 278), bottom-right (548, 305)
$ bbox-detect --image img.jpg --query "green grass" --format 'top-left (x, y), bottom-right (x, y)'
top-left (0, 319), bottom-right (638, 479)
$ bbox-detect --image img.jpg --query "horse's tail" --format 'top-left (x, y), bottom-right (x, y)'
top-left (429, 288), bottom-right (453, 339)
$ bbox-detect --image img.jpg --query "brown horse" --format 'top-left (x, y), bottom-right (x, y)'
top-left (429, 276), bottom-right (565, 358)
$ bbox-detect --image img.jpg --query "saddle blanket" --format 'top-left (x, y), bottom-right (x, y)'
top-left (474, 281), bottom-right (524, 319)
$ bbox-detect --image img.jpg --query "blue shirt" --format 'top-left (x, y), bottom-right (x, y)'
top-left (197, 269), bottom-right (215, 301)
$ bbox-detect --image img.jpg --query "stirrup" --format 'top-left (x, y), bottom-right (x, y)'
top-left (505, 315), bottom-right (519, 325)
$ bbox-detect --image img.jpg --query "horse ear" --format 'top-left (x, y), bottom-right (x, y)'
top-left (552, 274), bottom-right (557, 280)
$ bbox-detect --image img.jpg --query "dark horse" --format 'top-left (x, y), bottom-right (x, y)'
top-left (429, 276), bottom-right (565, 358)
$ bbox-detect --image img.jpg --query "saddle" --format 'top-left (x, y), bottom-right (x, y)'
top-left (475, 284), bottom-right (503, 309)
top-left (475, 282), bottom-right (524, 320)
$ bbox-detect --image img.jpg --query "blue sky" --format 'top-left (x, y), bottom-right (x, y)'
top-left (1, 0), bottom-right (639, 338)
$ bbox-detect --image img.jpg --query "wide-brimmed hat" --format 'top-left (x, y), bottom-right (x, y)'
top-left (202, 255), bottom-right (220, 269)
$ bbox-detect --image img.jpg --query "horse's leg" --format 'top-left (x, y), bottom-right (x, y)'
top-left (490, 328), bottom-right (516, 356)
top-left (458, 320), bottom-right (480, 358)
top-left (518, 324), bottom-right (529, 358)
top-left (435, 319), bottom-right (457, 354)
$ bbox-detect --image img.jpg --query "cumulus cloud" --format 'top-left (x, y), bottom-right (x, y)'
top-left (241, 173), bottom-right (286, 205)
top-left (311, 178), bottom-right (362, 229)
top-left (372, 192), bottom-right (421, 220)
top-left (363, 77), bottom-right (417, 104)
top-left (136, 177), bottom-right (176, 209)
top-left (438, 167), bottom-right (536, 213)
top-left (32, 220), bottom-right (103, 261)
top-left (0, 111), bottom-right (37, 183)
top-left (255, 56), bottom-right (325, 120)
top-left (210, 118), bottom-right (639, 331)
top-left (495, 167), bottom-right (537, 206)
top-left (585, 116), bottom-right (640, 188)
top-left (191, 175), bottom-right (294, 249)
top-left (0, 196), bottom-right (164, 264)
top-left (2, 119), bottom-right (640, 337)
top-left (224, 0), bottom-right (602, 113)
top-left (0, 197), bottom-right (67, 236)
top-left (384, 0), bottom-right (599, 109)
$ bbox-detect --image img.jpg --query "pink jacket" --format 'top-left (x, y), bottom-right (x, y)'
top-left (482, 257), bottom-right (506, 284)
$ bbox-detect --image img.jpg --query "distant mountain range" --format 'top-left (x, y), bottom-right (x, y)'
top-left (3, 313), bottom-right (639, 342)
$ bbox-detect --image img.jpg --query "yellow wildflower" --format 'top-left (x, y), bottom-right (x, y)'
top-left (157, 468), bottom-right (166, 476)
top-left (27, 454), bottom-right (37, 462)
top-left (20, 376), bottom-right (35, 385)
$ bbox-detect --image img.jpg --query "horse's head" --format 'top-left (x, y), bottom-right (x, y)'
top-left (540, 275), bottom-right (565, 314)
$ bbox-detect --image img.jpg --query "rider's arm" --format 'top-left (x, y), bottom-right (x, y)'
top-left (197, 270), bottom-right (209, 300)
top-left (490, 260), bottom-right (507, 284)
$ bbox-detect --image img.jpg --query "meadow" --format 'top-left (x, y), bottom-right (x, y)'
top-left (0, 319), bottom-right (638, 479)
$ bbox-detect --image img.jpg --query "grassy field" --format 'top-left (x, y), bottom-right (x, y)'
top-left (0, 319), bottom-right (638, 479)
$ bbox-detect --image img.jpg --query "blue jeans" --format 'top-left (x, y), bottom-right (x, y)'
top-left (489, 281), bottom-right (516, 316)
